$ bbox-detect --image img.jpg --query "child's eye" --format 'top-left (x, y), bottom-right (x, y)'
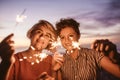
top-left (45, 34), bottom-right (50, 38)
top-left (35, 30), bottom-right (41, 33)
top-left (60, 36), bottom-right (64, 39)
top-left (69, 35), bottom-right (74, 37)
top-left (69, 35), bottom-right (74, 40)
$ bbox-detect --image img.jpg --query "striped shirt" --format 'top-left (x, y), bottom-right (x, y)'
top-left (60, 48), bottom-right (104, 80)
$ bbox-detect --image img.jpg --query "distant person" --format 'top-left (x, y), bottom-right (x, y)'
top-left (91, 39), bottom-right (120, 80)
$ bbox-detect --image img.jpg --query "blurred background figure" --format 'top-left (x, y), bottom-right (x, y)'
top-left (0, 33), bottom-right (15, 80)
top-left (91, 39), bottom-right (120, 80)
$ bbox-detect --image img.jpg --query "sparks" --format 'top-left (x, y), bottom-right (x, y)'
top-left (50, 37), bottom-right (66, 54)
top-left (19, 48), bottom-right (53, 65)
top-left (18, 37), bottom-right (66, 65)
top-left (39, 53), bottom-right (48, 61)
top-left (16, 15), bottom-right (27, 23)
top-left (15, 9), bottom-right (27, 27)
top-left (50, 37), bottom-right (62, 49)
top-left (72, 41), bottom-right (81, 49)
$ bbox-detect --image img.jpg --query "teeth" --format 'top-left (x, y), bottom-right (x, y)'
top-left (41, 37), bottom-right (44, 40)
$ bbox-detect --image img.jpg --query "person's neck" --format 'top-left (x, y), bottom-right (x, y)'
top-left (28, 46), bottom-right (42, 55)
top-left (67, 49), bottom-right (79, 60)
top-left (23, 47), bottom-right (43, 63)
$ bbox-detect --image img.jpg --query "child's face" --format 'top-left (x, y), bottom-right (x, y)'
top-left (30, 26), bottom-right (53, 51)
top-left (59, 27), bottom-right (79, 51)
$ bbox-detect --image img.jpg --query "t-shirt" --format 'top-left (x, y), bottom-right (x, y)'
top-left (8, 52), bottom-right (52, 80)
top-left (60, 48), bottom-right (104, 80)
top-left (100, 69), bottom-right (120, 80)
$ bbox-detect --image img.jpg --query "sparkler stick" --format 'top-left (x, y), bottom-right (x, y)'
top-left (13, 9), bottom-right (27, 32)
top-left (16, 9), bottom-right (27, 25)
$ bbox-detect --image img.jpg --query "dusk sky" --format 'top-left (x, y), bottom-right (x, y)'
top-left (0, 0), bottom-right (120, 53)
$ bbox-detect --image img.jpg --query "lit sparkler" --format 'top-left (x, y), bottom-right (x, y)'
top-left (19, 46), bottom-right (53, 65)
top-left (16, 15), bottom-right (27, 23)
top-left (18, 37), bottom-right (64, 65)
top-left (50, 37), bottom-right (66, 54)
top-left (15, 9), bottom-right (27, 27)
top-left (19, 37), bottom-right (81, 65)
top-left (66, 37), bottom-right (81, 54)
top-left (69, 36), bottom-right (81, 50)
top-left (50, 37), bottom-right (61, 49)
top-left (72, 41), bottom-right (81, 50)
top-left (51, 37), bottom-right (81, 54)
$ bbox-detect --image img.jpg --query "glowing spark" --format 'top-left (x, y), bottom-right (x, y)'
top-left (18, 37), bottom-right (65, 65)
top-left (36, 59), bottom-right (40, 63)
top-left (14, 9), bottom-right (27, 27)
top-left (50, 37), bottom-right (62, 49)
top-left (66, 50), bottom-right (73, 54)
top-left (16, 9), bottom-right (27, 23)
top-left (23, 56), bottom-right (27, 59)
top-left (19, 59), bottom-right (23, 61)
top-left (31, 46), bottom-right (35, 51)
top-left (19, 49), bottom-right (53, 65)
top-left (39, 53), bottom-right (48, 61)
top-left (72, 41), bottom-right (81, 49)
top-left (31, 62), bottom-right (34, 65)
top-left (16, 15), bottom-right (27, 23)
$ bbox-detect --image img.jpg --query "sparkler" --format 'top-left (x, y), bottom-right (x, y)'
top-left (19, 36), bottom-right (81, 65)
top-left (11, 9), bottom-right (27, 36)
top-left (19, 46), bottom-right (53, 65)
top-left (50, 37), bottom-right (66, 54)
top-left (50, 37), bottom-right (62, 49)
top-left (18, 37), bottom-right (65, 65)
top-left (72, 41), bottom-right (81, 50)
top-left (51, 36), bottom-right (81, 55)
top-left (15, 9), bottom-right (27, 27)
top-left (69, 36), bottom-right (81, 49)
top-left (66, 36), bottom-right (81, 54)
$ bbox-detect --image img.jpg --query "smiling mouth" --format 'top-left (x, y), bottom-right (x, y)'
top-left (65, 43), bottom-right (72, 46)
top-left (37, 39), bottom-right (44, 43)
top-left (36, 40), bottom-right (44, 46)
top-left (39, 42), bottom-right (45, 45)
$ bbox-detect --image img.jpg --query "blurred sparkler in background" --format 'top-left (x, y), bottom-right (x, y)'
top-left (15, 9), bottom-right (27, 27)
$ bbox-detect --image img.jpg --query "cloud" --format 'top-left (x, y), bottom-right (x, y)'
top-left (81, 32), bottom-right (120, 38)
top-left (95, 0), bottom-right (120, 26)
top-left (70, 0), bottom-right (120, 27)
